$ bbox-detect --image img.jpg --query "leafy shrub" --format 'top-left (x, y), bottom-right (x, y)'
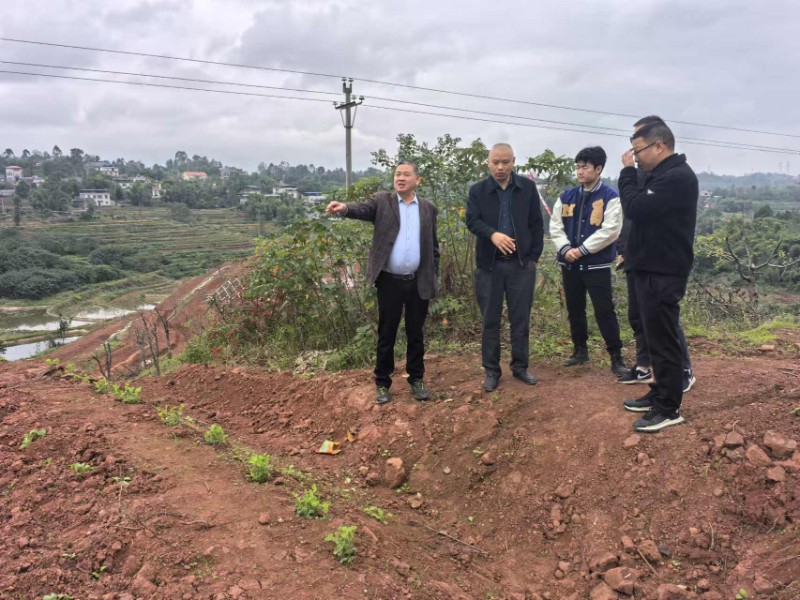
top-left (157, 404), bottom-right (184, 426)
top-left (181, 336), bottom-right (214, 364)
top-left (294, 484), bottom-right (330, 518)
top-left (324, 525), bottom-right (357, 564)
top-left (204, 424), bottom-right (227, 445)
top-left (246, 453), bottom-right (272, 483)
top-left (93, 378), bottom-right (111, 394)
top-left (112, 382), bottom-right (142, 404)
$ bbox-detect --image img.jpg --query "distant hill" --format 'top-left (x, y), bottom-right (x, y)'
top-left (696, 171), bottom-right (800, 189)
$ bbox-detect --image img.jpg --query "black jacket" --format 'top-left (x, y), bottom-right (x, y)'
top-left (618, 154), bottom-right (698, 277)
top-left (465, 173), bottom-right (544, 269)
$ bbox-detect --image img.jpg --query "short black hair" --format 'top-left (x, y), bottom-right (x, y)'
top-left (633, 115), bottom-right (665, 129)
top-left (396, 160), bottom-right (420, 176)
top-left (574, 146), bottom-right (607, 169)
top-left (632, 121), bottom-right (675, 151)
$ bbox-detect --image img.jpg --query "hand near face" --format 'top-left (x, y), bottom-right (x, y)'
top-left (326, 201), bottom-right (347, 215)
top-left (490, 232), bottom-right (516, 255)
top-left (621, 149), bottom-right (636, 168)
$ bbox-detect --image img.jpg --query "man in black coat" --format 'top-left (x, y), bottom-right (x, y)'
top-left (466, 143), bottom-right (544, 392)
top-left (618, 120), bottom-right (698, 432)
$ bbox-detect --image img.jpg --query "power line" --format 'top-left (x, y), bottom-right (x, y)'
top-left (362, 105), bottom-right (800, 156)
top-left (3, 60), bottom-right (799, 154)
top-left (2, 36), bottom-right (798, 140)
top-left (0, 69), bottom-right (333, 104)
top-left (2, 68), bottom-right (798, 156)
top-left (0, 59), bottom-right (339, 98)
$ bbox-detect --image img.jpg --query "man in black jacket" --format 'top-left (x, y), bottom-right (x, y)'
top-left (618, 121), bottom-right (698, 432)
top-left (617, 116), bottom-right (695, 393)
top-left (466, 143), bottom-right (544, 392)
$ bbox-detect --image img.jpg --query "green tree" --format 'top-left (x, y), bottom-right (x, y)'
top-left (754, 204), bottom-right (774, 219)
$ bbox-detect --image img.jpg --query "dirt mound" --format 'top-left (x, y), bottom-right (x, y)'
top-left (2, 349), bottom-right (799, 599)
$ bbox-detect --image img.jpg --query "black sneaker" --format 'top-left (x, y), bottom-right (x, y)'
top-left (483, 373), bottom-right (500, 392)
top-left (623, 392), bottom-right (656, 413)
top-left (617, 366), bottom-right (653, 385)
top-left (376, 386), bottom-right (392, 405)
top-left (409, 379), bottom-right (431, 401)
top-left (683, 370), bottom-right (696, 393)
top-left (633, 408), bottom-right (685, 433)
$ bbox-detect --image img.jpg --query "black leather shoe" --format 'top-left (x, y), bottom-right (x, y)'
top-left (610, 352), bottom-right (629, 377)
top-left (563, 346), bottom-right (589, 366)
top-left (483, 373), bottom-right (500, 392)
top-left (513, 370), bottom-right (538, 385)
top-left (376, 386), bottom-right (392, 405)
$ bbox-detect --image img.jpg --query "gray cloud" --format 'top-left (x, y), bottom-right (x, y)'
top-left (0, 0), bottom-right (798, 175)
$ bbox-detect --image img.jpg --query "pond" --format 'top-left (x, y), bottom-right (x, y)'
top-left (74, 308), bottom-right (135, 320)
top-left (2, 336), bottom-right (81, 362)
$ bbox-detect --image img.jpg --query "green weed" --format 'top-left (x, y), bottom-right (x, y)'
top-left (43, 594), bottom-right (74, 600)
top-left (324, 525), bottom-right (357, 564)
top-left (70, 462), bottom-right (93, 475)
top-left (280, 464), bottom-right (309, 481)
top-left (294, 484), bottom-right (330, 518)
top-left (362, 505), bottom-right (393, 524)
top-left (204, 424), bottom-right (227, 445)
top-left (21, 429), bottom-right (47, 448)
top-left (112, 382), bottom-right (142, 404)
top-left (157, 403), bottom-right (185, 426)
top-left (93, 377), bottom-right (111, 394)
top-left (246, 453), bottom-right (273, 483)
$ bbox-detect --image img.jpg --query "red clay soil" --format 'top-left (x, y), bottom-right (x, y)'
top-left (2, 337), bottom-right (799, 600)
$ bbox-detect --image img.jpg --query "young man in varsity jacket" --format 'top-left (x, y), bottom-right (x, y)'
top-left (550, 146), bottom-right (628, 377)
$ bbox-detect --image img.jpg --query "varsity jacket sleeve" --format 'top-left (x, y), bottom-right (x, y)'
top-left (549, 196), bottom-right (572, 257)
top-left (618, 166), bottom-right (694, 220)
top-left (465, 184), bottom-right (496, 239)
top-left (579, 197), bottom-right (622, 255)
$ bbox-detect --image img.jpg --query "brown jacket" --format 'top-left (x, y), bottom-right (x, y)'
top-left (344, 191), bottom-right (440, 300)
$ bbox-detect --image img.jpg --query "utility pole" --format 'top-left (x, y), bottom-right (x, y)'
top-left (334, 78), bottom-right (363, 196)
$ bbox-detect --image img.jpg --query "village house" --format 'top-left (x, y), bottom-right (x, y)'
top-left (73, 189), bottom-right (115, 210)
top-left (5, 166), bottom-right (23, 184)
top-left (181, 171), bottom-right (208, 181)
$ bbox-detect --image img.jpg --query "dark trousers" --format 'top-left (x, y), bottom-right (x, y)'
top-left (561, 267), bottom-right (622, 354)
top-left (632, 271), bottom-right (688, 413)
top-left (374, 272), bottom-right (429, 388)
top-left (475, 259), bottom-right (536, 376)
top-left (626, 271), bottom-right (691, 370)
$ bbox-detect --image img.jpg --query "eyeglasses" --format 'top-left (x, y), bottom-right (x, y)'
top-left (631, 141), bottom-right (659, 156)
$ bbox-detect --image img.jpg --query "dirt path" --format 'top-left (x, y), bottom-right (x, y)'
top-left (2, 348), bottom-right (799, 600)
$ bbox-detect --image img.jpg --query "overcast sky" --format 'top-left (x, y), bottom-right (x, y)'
top-left (1, 0), bottom-right (799, 177)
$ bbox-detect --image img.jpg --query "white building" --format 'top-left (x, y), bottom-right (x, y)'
top-left (272, 185), bottom-right (300, 200)
top-left (5, 166), bottom-right (23, 184)
top-left (98, 165), bottom-right (120, 177)
top-left (79, 189), bottom-right (114, 206)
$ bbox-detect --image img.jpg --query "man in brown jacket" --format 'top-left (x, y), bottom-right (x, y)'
top-left (326, 161), bottom-right (440, 405)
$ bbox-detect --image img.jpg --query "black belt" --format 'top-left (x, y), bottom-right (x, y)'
top-left (496, 253), bottom-right (518, 261)
top-left (382, 271), bottom-right (415, 280)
